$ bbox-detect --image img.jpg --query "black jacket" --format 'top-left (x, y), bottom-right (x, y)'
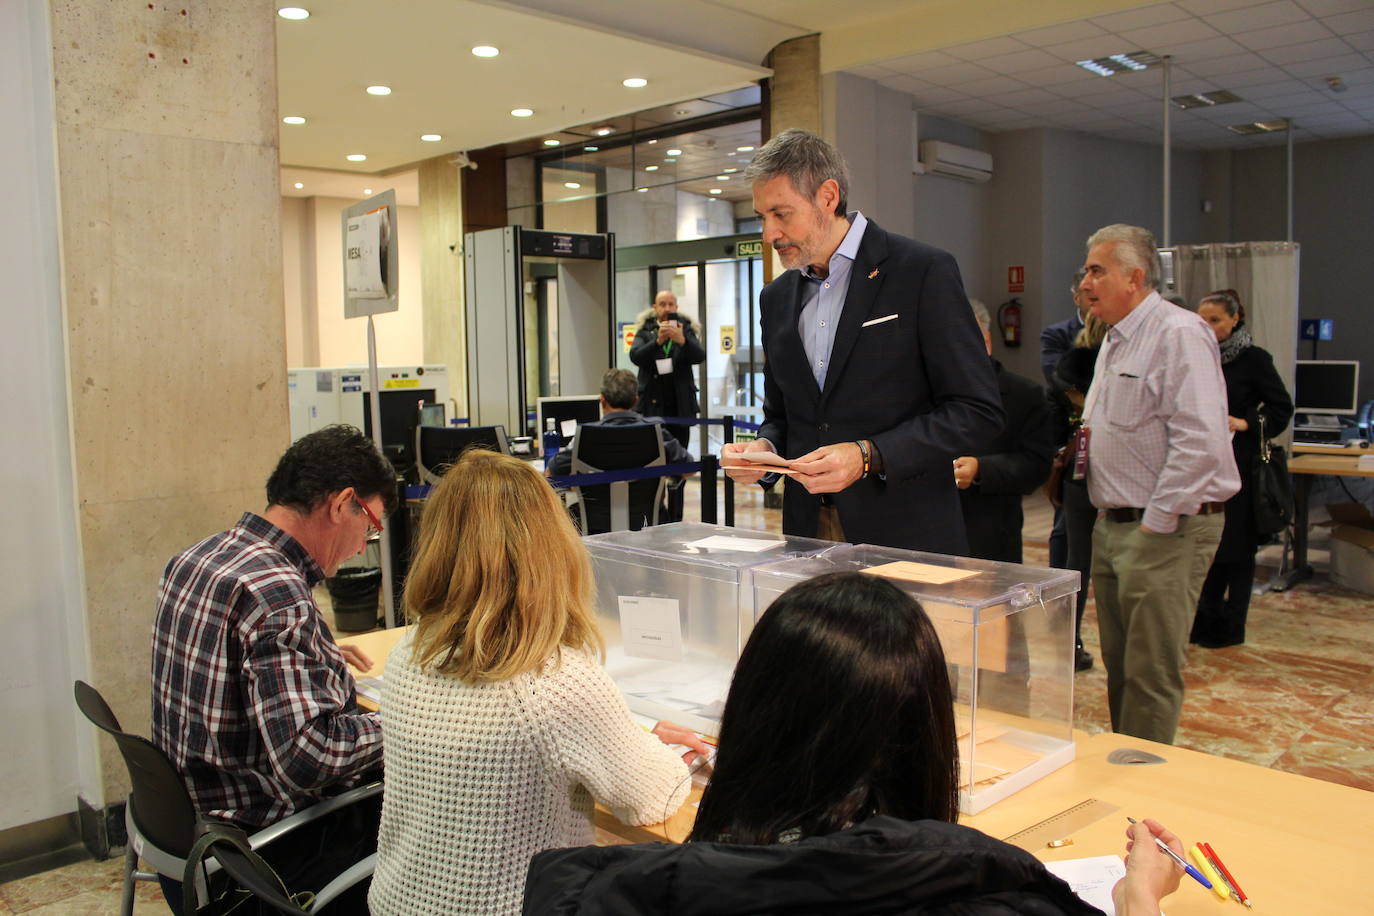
top-left (523, 817), bottom-right (1101, 916)
top-left (629, 311), bottom-right (705, 419)
top-left (1216, 342), bottom-right (1293, 560)
top-left (958, 361), bottom-right (1057, 564)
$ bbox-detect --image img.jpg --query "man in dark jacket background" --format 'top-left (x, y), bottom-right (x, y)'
top-left (628, 290), bottom-right (705, 452)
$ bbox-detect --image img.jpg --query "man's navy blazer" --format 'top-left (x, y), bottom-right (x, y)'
top-left (757, 219), bottom-right (1003, 554)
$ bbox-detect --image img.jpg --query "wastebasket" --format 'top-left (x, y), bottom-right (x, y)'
top-left (326, 566), bottom-right (381, 632)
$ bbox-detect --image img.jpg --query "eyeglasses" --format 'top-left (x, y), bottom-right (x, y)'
top-left (353, 495), bottom-right (384, 539)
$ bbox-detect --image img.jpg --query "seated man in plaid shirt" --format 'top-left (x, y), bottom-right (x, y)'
top-left (151, 425), bottom-right (397, 911)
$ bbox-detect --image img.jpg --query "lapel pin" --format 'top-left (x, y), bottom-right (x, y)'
top-left (868, 269), bottom-right (880, 279)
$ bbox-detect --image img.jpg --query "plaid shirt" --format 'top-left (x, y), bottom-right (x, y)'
top-left (151, 512), bottom-right (382, 826)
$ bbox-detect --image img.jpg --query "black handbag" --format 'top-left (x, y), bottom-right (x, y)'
top-left (1251, 411), bottom-right (1293, 536)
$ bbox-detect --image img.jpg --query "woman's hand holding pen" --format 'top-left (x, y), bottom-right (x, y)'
top-left (1113, 818), bottom-right (1184, 916)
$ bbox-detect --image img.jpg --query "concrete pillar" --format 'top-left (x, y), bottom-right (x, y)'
top-left (419, 156), bottom-right (466, 412)
top-left (767, 35), bottom-right (822, 137)
top-left (49, 0), bottom-right (288, 815)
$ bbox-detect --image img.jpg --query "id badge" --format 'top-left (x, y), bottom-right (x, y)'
top-left (1072, 426), bottom-right (1090, 481)
top-left (655, 357), bottom-right (674, 375)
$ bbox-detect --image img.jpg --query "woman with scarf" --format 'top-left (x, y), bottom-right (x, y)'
top-left (1191, 289), bottom-right (1293, 648)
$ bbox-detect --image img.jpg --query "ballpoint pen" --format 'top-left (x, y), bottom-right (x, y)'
top-left (1202, 841), bottom-right (1252, 908)
top-left (1126, 818), bottom-right (1212, 891)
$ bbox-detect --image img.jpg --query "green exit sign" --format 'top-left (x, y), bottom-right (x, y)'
top-left (735, 239), bottom-right (764, 258)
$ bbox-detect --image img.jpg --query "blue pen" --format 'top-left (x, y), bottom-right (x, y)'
top-left (1126, 817), bottom-right (1213, 890)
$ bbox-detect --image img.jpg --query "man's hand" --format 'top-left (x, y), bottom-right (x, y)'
top-left (791, 442), bottom-right (865, 494)
top-left (651, 721), bottom-right (712, 764)
top-left (1112, 818), bottom-right (1183, 916)
top-left (657, 320), bottom-right (685, 346)
top-left (338, 644), bottom-right (374, 673)
top-left (953, 456), bottom-right (980, 490)
top-left (722, 439), bottom-right (776, 484)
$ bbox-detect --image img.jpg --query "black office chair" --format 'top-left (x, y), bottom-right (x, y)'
top-left (568, 422), bottom-right (668, 535)
top-left (73, 681), bottom-right (379, 916)
top-left (414, 424), bottom-right (510, 484)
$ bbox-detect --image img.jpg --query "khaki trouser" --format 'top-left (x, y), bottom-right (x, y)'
top-left (1092, 512), bottom-right (1224, 744)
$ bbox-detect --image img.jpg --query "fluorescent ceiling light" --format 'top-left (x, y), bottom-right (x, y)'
top-left (281, 116), bottom-right (306, 125)
top-left (564, 182), bottom-right (581, 189)
top-left (420, 134), bottom-right (442, 142)
top-left (346, 154), bottom-right (367, 161)
top-left (511, 108), bottom-right (534, 117)
top-left (1075, 50), bottom-right (1160, 77)
top-left (277, 7), bottom-right (309, 20)
top-left (1226, 118), bottom-right (1290, 135)
top-left (543, 139), bottom-right (560, 147)
top-left (1172, 89), bottom-right (1242, 109)
top-left (471, 46), bottom-right (499, 58)
top-left (623, 77), bottom-right (648, 88)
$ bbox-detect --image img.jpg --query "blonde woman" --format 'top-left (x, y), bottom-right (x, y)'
top-left (369, 450), bottom-right (704, 916)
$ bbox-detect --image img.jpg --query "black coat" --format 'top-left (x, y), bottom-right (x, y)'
top-left (629, 311), bottom-right (705, 420)
top-left (959, 361), bottom-right (1057, 563)
top-left (757, 220), bottom-right (1004, 554)
top-left (1217, 342), bottom-right (1293, 560)
top-left (523, 816), bottom-right (1102, 915)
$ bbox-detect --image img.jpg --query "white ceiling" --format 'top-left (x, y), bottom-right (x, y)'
top-left (277, 0), bottom-right (1374, 199)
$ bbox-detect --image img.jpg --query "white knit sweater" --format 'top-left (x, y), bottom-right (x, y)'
top-left (368, 632), bottom-right (691, 916)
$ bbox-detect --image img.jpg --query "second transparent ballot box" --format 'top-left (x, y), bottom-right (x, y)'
top-left (583, 522), bottom-right (833, 735)
top-left (749, 545), bottom-right (1079, 814)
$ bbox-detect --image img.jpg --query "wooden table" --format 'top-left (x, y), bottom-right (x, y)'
top-left (1273, 451), bottom-right (1374, 590)
top-left (340, 629), bottom-right (1374, 913)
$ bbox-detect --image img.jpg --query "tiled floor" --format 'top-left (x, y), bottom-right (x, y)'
top-left (12, 483), bottom-right (1370, 913)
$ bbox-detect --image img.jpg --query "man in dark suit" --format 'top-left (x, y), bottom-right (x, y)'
top-left (1039, 271), bottom-right (1087, 386)
top-left (723, 129), bottom-right (1002, 553)
top-left (954, 301), bottom-right (1057, 563)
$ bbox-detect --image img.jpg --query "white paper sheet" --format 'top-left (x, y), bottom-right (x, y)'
top-left (685, 535), bottom-right (785, 552)
top-left (617, 595), bottom-right (684, 662)
top-left (1044, 855), bottom-right (1127, 915)
top-left (345, 209), bottom-right (387, 299)
top-left (560, 418), bottom-right (578, 439)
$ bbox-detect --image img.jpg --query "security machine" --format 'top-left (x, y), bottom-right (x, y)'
top-left (287, 364), bottom-right (453, 442)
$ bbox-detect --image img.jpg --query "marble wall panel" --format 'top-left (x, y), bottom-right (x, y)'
top-left (419, 156), bottom-right (466, 406)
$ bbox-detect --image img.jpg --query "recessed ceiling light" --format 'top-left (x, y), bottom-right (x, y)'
top-left (666, 148), bottom-right (683, 156)
top-left (644, 165), bottom-right (659, 171)
top-left (511, 108), bottom-right (534, 117)
top-left (1226, 118), bottom-right (1290, 135)
top-left (736, 145), bottom-right (754, 152)
top-left (471, 45), bottom-right (499, 58)
top-left (716, 175), bottom-right (730, 181)
top-left (281, 115), bottom-right (306, 125)
top-left (420, 134), bottom-right (442, 142)
top-left (647, 139), bottom-right (658, 145)
top-left (564, 182), bottom-right (581, 189)
top-left (366, 85), bottom-right (391, 96)
top-left (277, 7), bottom-right (309, 20)
top-left (591, 127), bottom-right (612, 137)
top-left (664, 157), bottom-right (677, 163)
top-left (363, 188), bottom-right (373, 195)
top-left (723, 167), bottom-right (737, 173)
top-left (346, 154), bottom-right (367, 161)
top-left (623, 77), bottom-right (648, 88)
top-left (637, 187), bottom-right (648, 192)
top-left (293, 182), bottom-right (304, 189)
top-left (709, 189), bottom-right (722, 195)
top-left (583, 145), bottom-right (599, 152)
top-left (543, 139), bottom-right (561, 147)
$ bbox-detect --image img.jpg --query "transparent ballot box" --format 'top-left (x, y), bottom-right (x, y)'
top-left (583, 522), bottom-right (834, 736)
top-left (749, 545), bottom-right (1079, 814)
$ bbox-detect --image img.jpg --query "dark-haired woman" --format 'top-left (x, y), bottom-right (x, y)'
top-left (1191, 290), bottom-right (1293, 649)
top-left (524, 572), bottom-right (1183, 915)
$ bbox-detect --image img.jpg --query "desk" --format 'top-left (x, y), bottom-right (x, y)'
top-left (339, 630), bottom-right (1374, 914)
top-left (1273, 452), bottom-right (1374, 590)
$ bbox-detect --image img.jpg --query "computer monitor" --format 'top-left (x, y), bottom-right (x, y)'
top-left (415, 425), bottom-right (511, 483)
top-left (1294, 360), bottom-right (1359, 416)
top-left (418, 402), bottom-right (445, 428)
top-left (363, 388), bottom-right (437, 467)
top-left (536, 395), bottom-right (602, 448)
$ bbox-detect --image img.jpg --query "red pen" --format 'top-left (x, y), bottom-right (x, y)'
top-left (1201, 842), bottom-right (1251, 908)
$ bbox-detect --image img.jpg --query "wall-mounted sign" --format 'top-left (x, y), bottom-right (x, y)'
top-left (620, 322), bottom-right (637, 351)
top-left (719, 324), bottom-right (737, 354)
top-left (1007, 265), bottom-right (1025, 293)
top-left (1300, 319), bottom-right (1334, 341)
top-left (735, 239), bottom-right (764, 258)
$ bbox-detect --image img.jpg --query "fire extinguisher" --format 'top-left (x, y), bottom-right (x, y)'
top-left (998, 298), bottom-right (1023, 347)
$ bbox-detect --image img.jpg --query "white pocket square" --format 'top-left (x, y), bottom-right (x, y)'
top-left (861, 313), bottom-right (899, 327)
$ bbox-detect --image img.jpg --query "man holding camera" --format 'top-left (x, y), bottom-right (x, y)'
top-left (629, 289), bottom-right (706, 450)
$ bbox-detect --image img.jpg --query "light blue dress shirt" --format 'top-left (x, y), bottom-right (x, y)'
top-left (798, 211), bottom-right (868, 389)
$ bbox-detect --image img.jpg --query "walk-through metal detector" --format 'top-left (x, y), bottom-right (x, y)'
top-left (464, 227), bottom-right (615, 437)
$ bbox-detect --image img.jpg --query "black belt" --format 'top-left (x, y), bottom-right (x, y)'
top-left (1104, 502), bottom-right (1225, 523)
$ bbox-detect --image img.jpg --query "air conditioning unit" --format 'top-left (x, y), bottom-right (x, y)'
top-left (918, 140), bottom-right (993, 183)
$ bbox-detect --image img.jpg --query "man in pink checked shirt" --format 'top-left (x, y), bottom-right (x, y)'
top-left (1078, 224), bottom-right (1240, 745)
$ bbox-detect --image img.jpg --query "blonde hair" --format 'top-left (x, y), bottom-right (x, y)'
top-left (1074, 314), bottom-right (1109, 349)
top-left (403, 449), bottom-right (603, 682)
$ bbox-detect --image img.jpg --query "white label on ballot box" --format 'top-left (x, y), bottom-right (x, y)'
top-left (618, 596), bottom-right (684, 662)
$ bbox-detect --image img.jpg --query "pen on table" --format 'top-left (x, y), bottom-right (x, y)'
top-left (1126, 817), bottom-right (1212, 891)
top-left (1202, 841), bottom-right (1252, 908)
top-left (1188, 845), bottom-right (1231, 901)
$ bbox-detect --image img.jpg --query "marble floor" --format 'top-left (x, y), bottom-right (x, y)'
top-left (9, 483), bottom-right (1369, 913)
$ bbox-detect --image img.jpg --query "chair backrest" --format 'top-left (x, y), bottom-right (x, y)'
top-left (74, 680), bottom-right (199, 856)
top-left (570, 422), bottom-right (667, 535)
top-left (415, 424), bottom-right (511, 483)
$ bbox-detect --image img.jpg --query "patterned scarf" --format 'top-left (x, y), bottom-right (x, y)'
top-left (1219, 323), bottom-right (1252, 365)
